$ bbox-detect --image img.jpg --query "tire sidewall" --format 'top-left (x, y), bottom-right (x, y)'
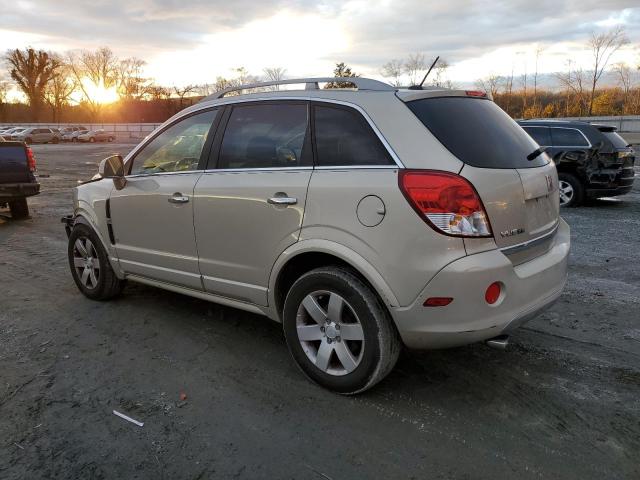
top-left (558, 172), bottom-right (584, 207)
top-left (68, 224), bottom-right (112, 300)
top-left (283, 269), bottom-right (384, 394)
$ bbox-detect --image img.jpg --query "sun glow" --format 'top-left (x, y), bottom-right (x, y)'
top-left (81, 79), bottom-right (119, 104)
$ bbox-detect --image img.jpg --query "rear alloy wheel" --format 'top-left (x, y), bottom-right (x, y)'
top-left (558, 172), bottom-right (584, 207)
top-left (68, 223), bottom-right (124, 300)
top-left (283, 266), bottom-right (400, 394)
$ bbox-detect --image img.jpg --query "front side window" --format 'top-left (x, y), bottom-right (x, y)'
top-left (550, 128), bottom-right (589, 147)
top-left (313, 104), bottom-right (394, 167)
top-left (130, 109), bottom-right (217, 175)
top-left (218, 103), bottom-right (309, 169)
top-left (522, 126), bottom-right (551, 146)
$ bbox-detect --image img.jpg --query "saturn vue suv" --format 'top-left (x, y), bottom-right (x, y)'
top-left (63, 77), bottom-right (570, 394)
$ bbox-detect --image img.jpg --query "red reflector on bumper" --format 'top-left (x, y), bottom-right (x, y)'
top-left (424, 297), bottom-right (453, 307)
top-left (485, 282), bottom-right (501, 304)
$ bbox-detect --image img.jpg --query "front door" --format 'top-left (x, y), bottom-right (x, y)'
top-left (109, 109), bottom-right (219, 289)
top-left (194, 102), bottom-right (312, 306)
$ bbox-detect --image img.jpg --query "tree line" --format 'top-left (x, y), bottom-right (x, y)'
top-left (0, 26), bottom-right (638, 124)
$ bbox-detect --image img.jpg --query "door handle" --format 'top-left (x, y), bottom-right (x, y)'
top-left (168, 193), bottom-right (190, 204)
top-left (268, 196), bottom-right (297, 206)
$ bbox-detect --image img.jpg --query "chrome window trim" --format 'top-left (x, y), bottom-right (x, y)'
top-left (499, 223), bottom-right (559, 256)
top-left (549, 127), bottom-right (592, 148)
top-left (197, 95), bottom-right (404, 169)
top-left (202, 166), bottom-right (313, 173)
top-left (126, 170), bottom-right (205, 179)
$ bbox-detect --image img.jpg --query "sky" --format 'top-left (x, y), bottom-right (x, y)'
top-left (1, 0), bottom-right (639, 89)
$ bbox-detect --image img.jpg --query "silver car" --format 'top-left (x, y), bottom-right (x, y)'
top-left (12, 127), bottom-right (59, 144)
top-left (64, 77), bottom-right (570, 393)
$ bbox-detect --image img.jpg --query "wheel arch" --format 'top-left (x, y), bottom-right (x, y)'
top-left (72, 211), bottom-right (124, 278)
top-left (269, 239), bottom-right (399, 322)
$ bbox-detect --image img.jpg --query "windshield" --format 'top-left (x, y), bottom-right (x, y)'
top-left (407, 97), bottom-right (549, 169)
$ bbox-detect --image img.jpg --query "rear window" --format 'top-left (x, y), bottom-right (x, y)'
top-left (522, 126), bottom-right (551, 146)
top-left (407, 97), bottom-right (547, 169)
top-left (601, 131), bottom-right (629, 149)
top-left (0, 145), bottom-right (27, 162)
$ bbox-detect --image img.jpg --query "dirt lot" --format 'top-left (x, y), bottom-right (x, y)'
top-left (1, 142), bottom-right (639, 479)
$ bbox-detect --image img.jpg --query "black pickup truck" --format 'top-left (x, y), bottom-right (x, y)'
top-left (0, 141), bottom-right (40, 219)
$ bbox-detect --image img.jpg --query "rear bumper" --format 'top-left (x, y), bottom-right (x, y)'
top-left (390, 218), bottom-right (570, 349)
top-left (586, 184), bottom-right (634, 198)
top-left (0, 182), bottom-right (40, 200)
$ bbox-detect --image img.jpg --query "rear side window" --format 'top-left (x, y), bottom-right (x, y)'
top-left (0, 146), bottom-right (26, 162)
top-left (218, 103), bottom-right (310, 169)
top-left (313, 104), bottom-right (394, 167)
top-left (522, 126), bottom-right (551, 146)
top-left (601, 131), bottom-right (629, 149)
top-left (407, 97), bottom-right (547, 168)
top-left (550, 128), bottom-right (589, 147)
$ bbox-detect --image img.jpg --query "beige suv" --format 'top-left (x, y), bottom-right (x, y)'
top-left (64, 78), bottom-right (570, 394)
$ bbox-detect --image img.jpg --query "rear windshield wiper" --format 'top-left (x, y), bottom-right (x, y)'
top-left (527, 146), bottom-right (549, 161)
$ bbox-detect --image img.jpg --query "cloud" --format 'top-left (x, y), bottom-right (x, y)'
top-left (0, 0), bottom-right (638, 84)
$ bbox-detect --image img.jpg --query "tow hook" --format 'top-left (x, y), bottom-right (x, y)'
top-left (486, 335), bottom-right (509, 350)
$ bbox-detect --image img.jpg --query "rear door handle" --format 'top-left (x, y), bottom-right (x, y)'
top-left (168, 193), bottom-right (190, 204)
top-left (268, 196), bottom-right (297, 206)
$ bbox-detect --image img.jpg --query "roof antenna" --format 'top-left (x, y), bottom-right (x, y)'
top-left (409, 56), bottom-right (439, 90)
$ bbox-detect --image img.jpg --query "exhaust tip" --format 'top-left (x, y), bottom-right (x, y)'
top-left (486, 334), bottom-right (509, 350)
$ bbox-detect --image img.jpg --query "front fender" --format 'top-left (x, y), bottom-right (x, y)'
top-left (268, 238), bottom-right (400, 319)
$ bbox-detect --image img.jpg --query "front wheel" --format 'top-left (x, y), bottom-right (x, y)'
top-left (283, 266), bottom-right (400, 394)
top-left (68, 223), bottom-right (124, 300)
top-left (558, 172), bottom-right (584, 207)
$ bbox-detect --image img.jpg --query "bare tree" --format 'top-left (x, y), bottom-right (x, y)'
top-left (475, 74), bottom-right (503, 98)
top-left (381, 59), bottom-right (403, 86)
top-left (173, 84), bottom-right (198, 109)
top-left (587, 26), bottom-right (628, 115)
top-left (44, 61), bottom-right (76, 122)
top-left (5, 47), bottom-right (62, 120)
top-left (533, 47), bottom-right (544, 107)
top-left (404, 53), bottom-right (425, 86)
top-left (263, 67), bottom-right (287, 89)
top-left (0, 73), bottom-right (11, 122)
top-left (555, 61), bottom-right (588, 116)
top-left (117, 57), bottom-right (151, 100)
top-left (430, 58), bottom-right (452, 88)
top-left (68, 47), bottom-right (119, 118)
top-left (612, 62), bottom-right (633, 114)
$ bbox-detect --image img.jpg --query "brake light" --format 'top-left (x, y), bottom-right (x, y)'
top-left (399, 170), bottom-right (492, 237)
top-left (26, 147), bottom-right (36, 172)
top-left (465, 90), bottom-right (487, 98)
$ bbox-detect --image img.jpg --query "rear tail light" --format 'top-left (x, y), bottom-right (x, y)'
top-left (399, 170), bottom-right (492, 237)
top-left (465, 90), bottom-right (488, 98)
top-left (26, 147), bottom-right (36, 172)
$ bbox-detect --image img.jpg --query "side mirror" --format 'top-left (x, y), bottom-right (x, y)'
top-left (98, 154), bottom-right (127, 190)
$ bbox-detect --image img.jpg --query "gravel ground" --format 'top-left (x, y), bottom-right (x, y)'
top-left (1, 142), bottom-right (639, 479)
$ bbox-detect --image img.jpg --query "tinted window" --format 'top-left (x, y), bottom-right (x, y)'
top-left (218, 103), bottom-right (309, 169)
top-left (313, 105), bottom-right (393, 167)
top-left (522, 126), bottom-right (551, 146)
top-left (601, 131), bottom-right (629, 149)
top-left (550, 128), bottom-right (589, 147)
top-left (407, 97), bottom-right (547, 168)
top-left (130, 109), bottom-right (217, 175)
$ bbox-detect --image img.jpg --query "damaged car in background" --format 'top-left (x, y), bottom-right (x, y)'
top-left (519, 120), bottom-right (635, 207)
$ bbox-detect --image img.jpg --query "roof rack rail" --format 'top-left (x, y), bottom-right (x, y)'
top-left (201, 77), bottom-right (395, 102)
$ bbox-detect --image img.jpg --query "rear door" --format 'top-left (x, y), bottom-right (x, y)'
top-left (193, 101), bottom-right (312, 306)
top-left (109, 109), bottom-right (218, 289)
top-left (406, 96), bottom-right (559, 264)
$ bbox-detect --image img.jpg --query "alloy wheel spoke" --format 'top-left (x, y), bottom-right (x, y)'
top-left (297, 324), bottom-right (324, 341)
top-left (75, 239), bottom-right (88, 257)
top-left (333, 342), bottom-right (357, 373)
top-left (81, 268), bottom-right (90, 286)
top-left (73, 257), bottom-right (85, 268)
top-left (315, 341), bottom-right (333, 372)
top-left (88, 269), bottom-right (98, 287)
top-left (302, 295), bottom-right (327, 325)
top-left (91, 258), bottom-right (101, 269)
top-left (339, 323), bottom-right (364, 341)
top-left (327, 293), bottom-right (344, 323)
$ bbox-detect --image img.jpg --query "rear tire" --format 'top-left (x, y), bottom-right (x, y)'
top-left (558, 172), bottom-right (584, 207)
top-left (68, 223), bottom-right (124, 300)
top-left (9, 198), bottom-right (29, 219)
top-left (283, 266), bottom-right (400, 394)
